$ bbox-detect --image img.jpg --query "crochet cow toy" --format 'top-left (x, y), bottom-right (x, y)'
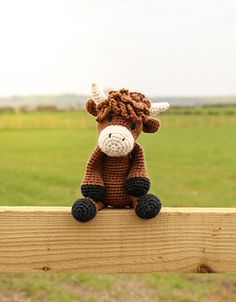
top-left (72, 84), bottom-right (169, 222)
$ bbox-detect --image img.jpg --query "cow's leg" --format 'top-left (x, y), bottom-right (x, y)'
top-left (71, 198), bottom-right (105, 222)
top-left (134, 194), bottom-right (162, 219)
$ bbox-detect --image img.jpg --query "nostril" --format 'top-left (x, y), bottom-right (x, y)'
top-left (122, 138), bottom-right (125, 141)
top-left (109, 133), bottom-right (112, 138)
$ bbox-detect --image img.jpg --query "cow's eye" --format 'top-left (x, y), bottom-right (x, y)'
top-left (131, 122), bottom-right (136, 130)
top-left (107, 115), bottom-right (112, 122)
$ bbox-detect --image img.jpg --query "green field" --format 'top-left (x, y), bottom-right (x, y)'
top-left (0, 111), bottom-right (236, 302)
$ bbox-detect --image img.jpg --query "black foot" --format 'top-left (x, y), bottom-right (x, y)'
top-left (135, 194), bottom-right (161, 219)
top-left (71, 198), bottom-right (97, 222)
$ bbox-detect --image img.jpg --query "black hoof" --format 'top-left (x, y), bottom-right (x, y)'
top-left (135, 194), bottom-right (161, 219)
top-left (71, 198), bottom-right (97, 222)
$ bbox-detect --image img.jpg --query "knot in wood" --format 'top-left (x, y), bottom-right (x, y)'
top-left (197, 264), bottom-right (215, 273)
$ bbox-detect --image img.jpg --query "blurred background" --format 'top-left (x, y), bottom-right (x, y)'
top-left (0, 0), bottom-right (236, 301)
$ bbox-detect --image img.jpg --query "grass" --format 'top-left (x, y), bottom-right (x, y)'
top-left (0, 113), bottom-right (235, 207)
top-left (168, 105), bottom-right (236, 115)
top-left (0, 110), bottom-right (235, 301)
top-left (0, 273), bottom-right (236, 302)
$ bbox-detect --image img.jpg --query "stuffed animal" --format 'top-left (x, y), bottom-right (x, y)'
top-left (72, 84), bottom-right (169, 222)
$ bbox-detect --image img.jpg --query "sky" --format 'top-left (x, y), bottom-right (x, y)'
top-left (0, 0), bottom-right (235, 97)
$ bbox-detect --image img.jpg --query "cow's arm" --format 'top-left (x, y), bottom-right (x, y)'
top-left (125, 143), bottom-right (150, 197)
top-left (81, 147), bottom-right (106, 201)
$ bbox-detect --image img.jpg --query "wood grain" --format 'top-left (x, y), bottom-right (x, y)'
top-left (0, 207), bottom-right (236, 273)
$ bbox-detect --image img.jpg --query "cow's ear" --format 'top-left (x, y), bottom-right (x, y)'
top-left (86, 99), bottom-right (97, 117)
top-left (143, 118), bottom-right (160, 133)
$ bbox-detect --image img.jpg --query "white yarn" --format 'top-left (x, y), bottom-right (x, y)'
top-left (91, 83), bottom-right (107, 104)
top-left (98, 125), bottom-right (134, 157)
top-left (151, 102), bottom-right (170, 115)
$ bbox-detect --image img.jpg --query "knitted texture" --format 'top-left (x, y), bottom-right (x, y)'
top-left (86, 89), bottom-right (161, 135)
top-left (125, 177), bottom-right (150, 197)
top-left (72, 87), bottom-right (169, 221)
top-left (81, 184), bottom-right (106, 201)
top-left (87, 89), bottom-right (151, 123)
top-left (71, 198), bottom-right (97, 222)
top-left (135, 194), bottom-right (162, 219)
top-left (98, 125), bottom-right (134, 157)
top-left (82, 143), bottom-right (148, 208)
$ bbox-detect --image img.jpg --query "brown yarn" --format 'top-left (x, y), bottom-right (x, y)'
top-left (86, 99), bottom-right (97, 117)
top-left (88, 89), bottom-right (152, 124)
top-left (82, 143), bottom-right (148, 208)
top-left (86, 89), bottom-right (161, 134)
top-left (81, 88), bottom-right (162, 210)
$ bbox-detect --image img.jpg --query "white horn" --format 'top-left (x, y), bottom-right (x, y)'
top-left (91, 83), bottom-right (106, 103)
top-left (151, 102), bottom-right (170, 115)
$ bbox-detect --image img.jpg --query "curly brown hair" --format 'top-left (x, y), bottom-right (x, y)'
top-left (86, 89), bottom-right (152, 123)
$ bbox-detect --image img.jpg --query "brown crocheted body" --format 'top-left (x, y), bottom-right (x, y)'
top-left (82, 143), bottom-right (149, 208)
top-left (101, 154), bottom-right (132, 208)
top-left (80, 88), bottom-right (163, 211)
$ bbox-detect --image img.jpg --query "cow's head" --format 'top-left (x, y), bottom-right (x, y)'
top-left (86, 84), bottom-right (169, 157)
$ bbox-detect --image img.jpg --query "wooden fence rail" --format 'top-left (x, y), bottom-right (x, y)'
top-left (0, 207), bottom-right (236, 273)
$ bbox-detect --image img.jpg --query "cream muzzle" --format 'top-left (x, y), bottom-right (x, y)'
top-left (98, 125), bottom-right (134, 157)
